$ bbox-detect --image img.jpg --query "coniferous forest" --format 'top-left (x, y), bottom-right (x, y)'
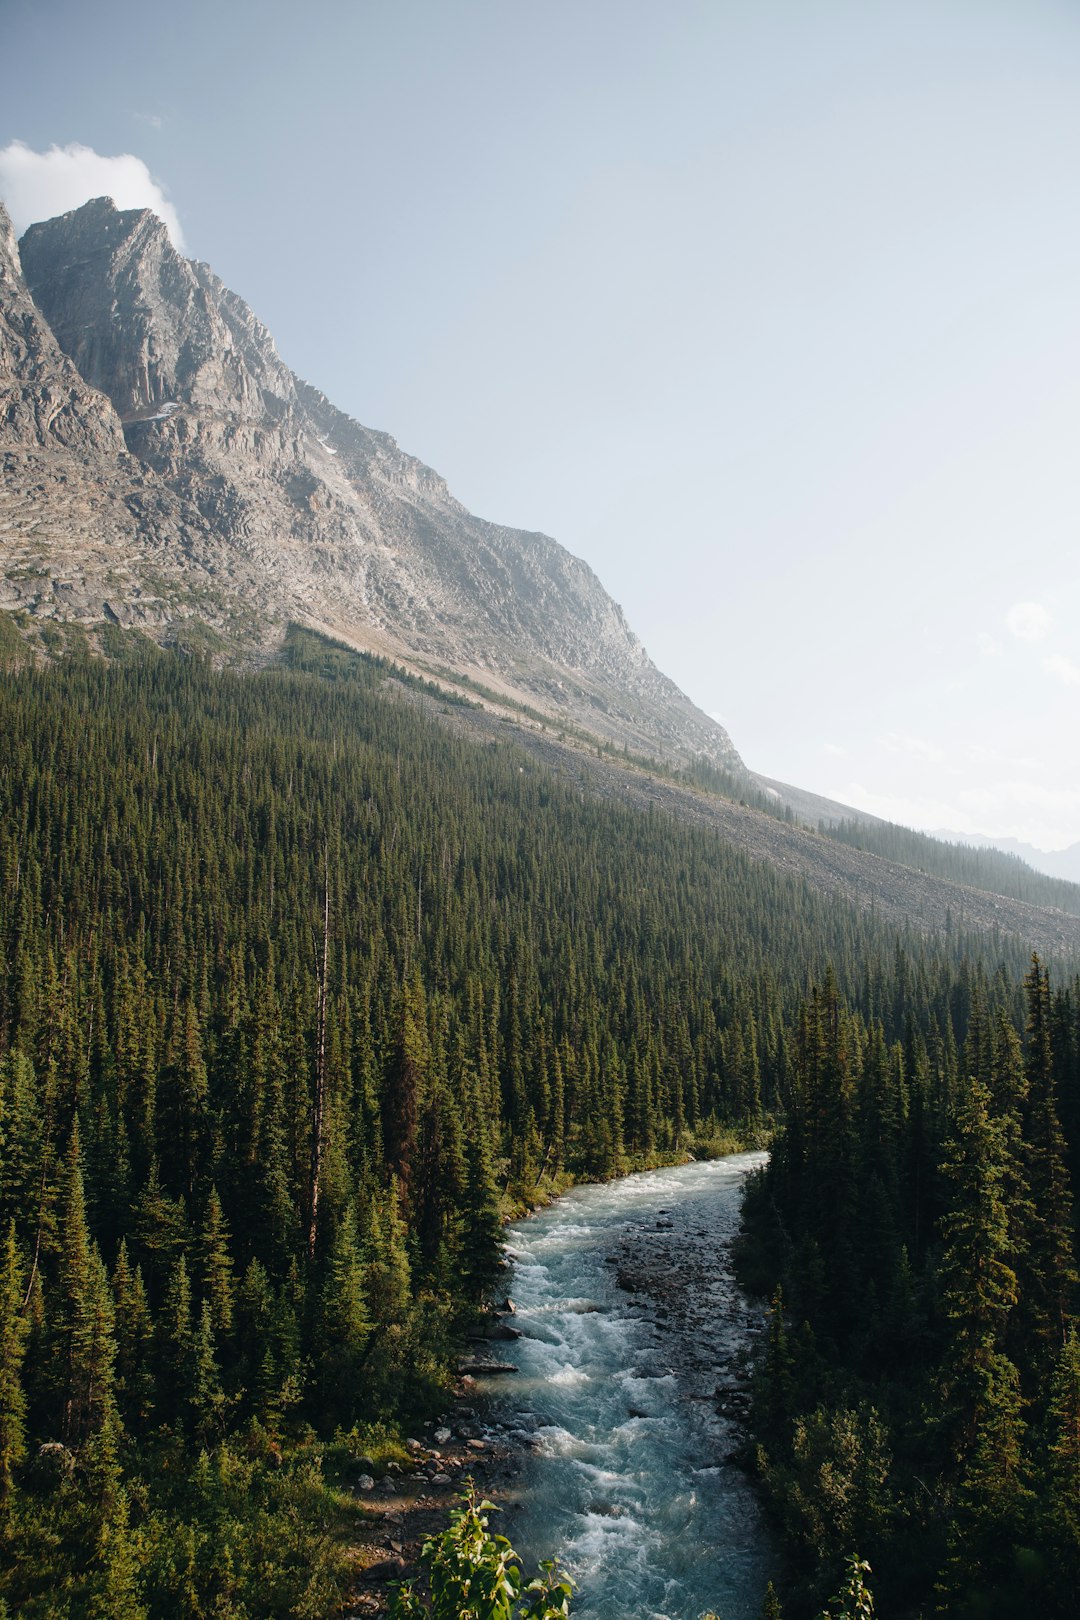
top-left (0, 628), bottom-right (1078, 1616)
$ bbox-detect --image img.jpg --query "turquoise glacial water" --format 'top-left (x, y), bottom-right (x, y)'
top-left (480, 1154), bottom-right (774, 1620)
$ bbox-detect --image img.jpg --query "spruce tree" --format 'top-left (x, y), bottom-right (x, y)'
top-left (1021, 958), bottom-right (1077, 1371)
top-left (0, 1221), bottom-right (28, 1499)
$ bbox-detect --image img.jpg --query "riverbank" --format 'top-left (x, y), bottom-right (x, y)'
top-left (345, 1149), bottom-right (773, 1617)
top-left (342, 1398), bottom-right (524, 1614)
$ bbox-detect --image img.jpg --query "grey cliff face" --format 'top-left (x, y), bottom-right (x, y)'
top-left (0, 199), bottom-right (125, 455)
top-left (0, 199), bottom-right (259, 634)
top-left (7, 195), bottom-right (741, 769)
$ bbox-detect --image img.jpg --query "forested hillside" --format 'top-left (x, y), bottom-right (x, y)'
top-left (822, 815), bottom-right (1080, 918)
top-left (0, 630), bottom-right (1076, 1616)
top-left (745, 959), bottom-right (1080, 1617)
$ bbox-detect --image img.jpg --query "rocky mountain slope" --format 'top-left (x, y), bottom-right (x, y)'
top-left (2, 194), bottom-right (739, 769)
top-left (0, 199), bottom-right (266, 639)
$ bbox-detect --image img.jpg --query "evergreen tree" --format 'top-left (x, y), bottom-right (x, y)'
top-left (1045, 1326), bottom-right (1080, 1595)
top-left (112, 1240), bottom-right (155, 1434)
top-left (0, 1222), bottom-right (28, 1499)
top-left (937, 1080), bottom-right (1021, 1470)
top-left (1021, 957), bottom-right (1078, 1371)
top-left (196, 1185), bottom-right (235, 1340)
top-left (88, 1489), bottom-right (147, 1620)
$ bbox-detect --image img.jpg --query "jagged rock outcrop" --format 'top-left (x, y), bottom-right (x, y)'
top-left (0, 199), bottom-right (124, 454)
top-left (0, 199), bottom-right (257, 635)
top-left (9, 195), bottom-right (740, 768)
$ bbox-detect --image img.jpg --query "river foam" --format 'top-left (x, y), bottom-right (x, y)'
top-left (477, 1154), bottom-right (773, 1620)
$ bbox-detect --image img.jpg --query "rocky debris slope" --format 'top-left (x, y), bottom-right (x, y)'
top-left (9, 195), bottom-right (740, 769)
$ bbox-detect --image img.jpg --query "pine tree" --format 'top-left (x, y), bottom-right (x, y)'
top-left (87, 1488), bottom-right (147, 1620)
top-left (196, 1185), bottom-right (235, 1340)
top-left (315, 1204), bottom-right (370, 1423)
top-left (56, 1122), bottom-right (122, 1463)
top-left (112, 1240), bottom-right (155, 1434)
top-left (75, 1248), bottom-right (124, 1500)
top-left (0, 1221), bottom-right (28, 1499)
top-left (159, 1254), bottom-right (195, 1429)
top-left (363, 1181), bottom-right (412, 1326)
top-left (761, 1581), bottom-right (784, 1618)
top-left (937, 1079), bottom-right (1020, 1468)
top-left (191, 1299), bottom-right (225, 1442)
top-left (1021, 958), bottom-right (1077, 1372)
top-left (1046, 1326), bottom-right (1080, 1591)
top-left (383, 974), bottom-right (429, 1211)
top-left (756, 1288), bottom-right (795, 1449)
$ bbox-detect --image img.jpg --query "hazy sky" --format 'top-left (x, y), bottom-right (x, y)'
top-left (3, 0), bottom-right (1079, 849)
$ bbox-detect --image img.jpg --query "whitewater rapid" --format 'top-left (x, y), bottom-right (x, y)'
top-left (479, 1153), bottom-right (774, 1620)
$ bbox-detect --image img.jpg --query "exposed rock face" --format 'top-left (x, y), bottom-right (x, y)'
top-left (9, 195), bottom-right (740, 768)
top-left (0, 200), bottom-right (124, 455)
top-left (0, 199), bottom-right (252, 635)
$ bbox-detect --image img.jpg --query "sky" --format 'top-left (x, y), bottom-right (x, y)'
top-left (3, 0), bottom-right (1079, 850)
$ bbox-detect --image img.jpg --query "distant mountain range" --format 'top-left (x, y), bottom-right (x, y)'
top-left (0, 194), bottom-right (740, 771)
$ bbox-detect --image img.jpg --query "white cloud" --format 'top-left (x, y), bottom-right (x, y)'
top-left (823, 742), bottom-right (847, 758)
top-left (977, 631), bottom-right (1002, 658)
top-left (0, 140), bottom-right (184, 249)
top-left (1043, 653), bottom-right (1080, 688)
top-left (1005, 601), bottom-right (1052, 642)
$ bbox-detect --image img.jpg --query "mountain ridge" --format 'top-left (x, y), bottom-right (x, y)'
top-left (4, 194), bottom-right (741, 771)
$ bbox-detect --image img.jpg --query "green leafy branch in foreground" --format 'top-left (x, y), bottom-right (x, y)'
top-left (819, 1556), bottom-right (875, 1620)
top-left (389, 1489), bottom-right (574, 1620)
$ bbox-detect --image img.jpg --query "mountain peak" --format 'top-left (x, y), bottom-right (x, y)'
top-left (4, 197), bottom-right (741, 770)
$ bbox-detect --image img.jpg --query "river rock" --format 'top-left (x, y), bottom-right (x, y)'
top-left (364, 1556), bottom-right (406, 1582)
top-left (355, 1474), bottom-right (375, 1492)
top-left (434, 1426), bottom-right (452, 1444)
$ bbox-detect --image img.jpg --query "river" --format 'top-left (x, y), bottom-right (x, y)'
top-left (475, 1153), bottom-right (774, 1620)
